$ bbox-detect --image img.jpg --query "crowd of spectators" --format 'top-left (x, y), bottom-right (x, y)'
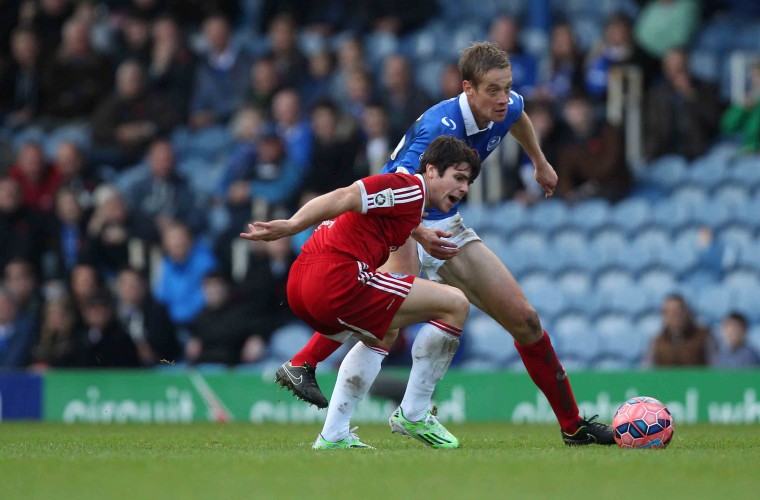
top-left (1, 0), bottom-right (759, 370)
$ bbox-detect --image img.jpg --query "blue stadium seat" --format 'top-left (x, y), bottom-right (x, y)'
top-left (552, 313), bottom-right (601, 364)
top-left (526, 283), bottom-right (569, 321)
top-left (526, 199), bottom-right (570, 233)
top-left (727, 154), bottom-right (760, 189)
top-left (687, 155), bottom-right (727, 188)
top-left (464, 315), bottom-right (519, 367)
top-left (717, 225), bottom-right (755, 254)
top-left (635, 310), bottom-right (661, 337)
top-left (712, 182), bottom-right (750, 209)
top-left (696, 286), bottom-right (734, 324)
top-left (722, 269), bottom-right (760, 292)
top-left (596, 268), bottom-right (636, 293)
top-left (595, 314), bottom-right (643, 363)
top-left (568, 199), bottom-right (611, 235)
top-left (457, 203), bottom-right (489, 232)
top-left (602, 283), bottom-right (650, 317)
top-left (609, 198), bottom-right (652, 236)
top-left (650, 198), bottom-right (692, 232)
top-left (638, 268), bottom-right (678, 297)
top-left (736, 287), bottom-right (760, 323)
top-left (660, 238), bottom-right (699, 277)
top-left (512, 230), bottom-right (548, 256)
top-left (487, 201), bottom-right (529, 235)
top-left (557, 268), bottom-right (593, 296)
top-left (691, 199), bottom-right (734, 228)
top-left (552, 228), bottom-right (589, 268)
top-left (672, 183), bottom-right (709, 206)
top-left (589, 229), bottom-right (628, 269)
top-left (737, 240), bottom-right (760, 271)
top-left (642, 155), bottom-right (688, 192)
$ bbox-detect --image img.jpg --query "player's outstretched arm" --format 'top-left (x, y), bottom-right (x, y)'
top-left (411, 224), bottom-right (460, 260)
top-left (240, 184), bottom-right (362, 242)
top-left (509, 111), bottom-right (558, 197)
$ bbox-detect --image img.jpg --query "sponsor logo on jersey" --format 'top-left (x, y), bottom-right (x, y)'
top-left (487, 136), bottom-right (501, 151)
top-left (441, 117), bottom-right (457, 130)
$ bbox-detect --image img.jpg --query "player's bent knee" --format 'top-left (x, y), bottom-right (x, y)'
top-left (511, 305), bottom-right (543, 342)
top-left (449, 288), bottom-right (470, 322)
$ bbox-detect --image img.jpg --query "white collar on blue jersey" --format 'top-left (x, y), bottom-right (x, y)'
top-left (459, 93), bottom-right (494, 136)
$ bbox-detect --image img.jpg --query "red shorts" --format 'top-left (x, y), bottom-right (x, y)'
top-left (286, 252), bottom-right (416, 340)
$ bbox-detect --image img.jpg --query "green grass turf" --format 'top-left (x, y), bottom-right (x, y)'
top-left (2, 422), bottom-right (759, 499)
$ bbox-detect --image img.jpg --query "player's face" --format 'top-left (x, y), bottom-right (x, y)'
top-left (464, 67), bottom-right (513, 127)
top-left (427, 163), bottom-right (472, 212)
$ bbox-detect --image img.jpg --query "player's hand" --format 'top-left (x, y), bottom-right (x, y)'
top-left (239, 221), bottom-right (294, 241)
top-left (534, 160), bottom-right (558, 198)
top-left (412, 225), bottom-right (459, 260)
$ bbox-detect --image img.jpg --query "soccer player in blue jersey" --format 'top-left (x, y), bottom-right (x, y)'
top-left (278, 42), bottom-right (614, 447)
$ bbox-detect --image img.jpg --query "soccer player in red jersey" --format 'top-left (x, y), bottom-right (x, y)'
top-left (241, 136), bottom-right (479, 448)
top-left (276, 42), bottom-right (614, 447)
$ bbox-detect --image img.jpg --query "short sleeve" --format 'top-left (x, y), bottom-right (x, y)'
top-left (356, 173), bottom-right (424, 217)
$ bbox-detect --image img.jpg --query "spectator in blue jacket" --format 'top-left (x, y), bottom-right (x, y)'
top-left (154, 222), bottom-right (218, 328)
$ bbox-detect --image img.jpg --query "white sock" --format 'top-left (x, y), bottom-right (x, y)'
top-left (320, 342), bottom-right (387, 442)
top-left (400, 322), bottom-right (461, 422)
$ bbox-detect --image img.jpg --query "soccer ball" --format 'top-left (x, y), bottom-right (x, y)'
top-left (612, 396), bottom-right (674, 449)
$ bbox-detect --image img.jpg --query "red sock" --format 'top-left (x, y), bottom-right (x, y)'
top-left (515, 331), bottom-right (580, 434)
top-left (290, 333), bottom-right (342, 367)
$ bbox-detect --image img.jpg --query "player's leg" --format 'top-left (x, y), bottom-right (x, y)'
top-left (277, 237), bottom-right (419, 407)
top-left (317, 277), bottom-right (468, 448)
top-left (437, 240), bottom-right (613, 445)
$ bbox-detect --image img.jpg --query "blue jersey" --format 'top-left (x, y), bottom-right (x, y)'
top-left (381, 91), bottom-right (525, 220)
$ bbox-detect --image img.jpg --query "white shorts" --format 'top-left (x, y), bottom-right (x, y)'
top-left (417, 213), bottom-right (481, 283)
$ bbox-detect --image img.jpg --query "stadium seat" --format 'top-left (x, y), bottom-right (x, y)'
top-left (635, 311), bottom-right (662, 340)
top-left (526, 199), bottom-right (570, 233)
top-left (602, 283), bottom-right (650, 317)
top-left (641, 155), bottom-right (688, 192)
top-left (552, 313), bottom-right (601, 364)
top-left (589, 229), bottom-right (629, 269)
top-left (727, 154), bottom-right (760, 189)
top-left (464, 315), bottom-right (519, 366)
top-left (595, 314), bottom-right (643, 363)
top-left (568, 199), bottom-right (611, 235)
top-left (723, 269), bottom-right (760, 292)
top-left (457, 202), bottom-right (491, 232)
top-left (712, 182), bottom-right (750, 211)
top-left (716, 225), bottom-right (755, 254)
top-left (616, 240), bottom-right (657, 275)
top-left (650, 198), bottom-right (692, 232)
top-left (552, 228), bottom-right (589, 268)
top-left (596, 268), bottom-right (636, 293)
top-left (687, 155), bottom-right (727, 188)
top-left (691, 199), bottom-right (733, 228)
top-left (487, 201), bottom-right (529, 235)
top-left (695, 287), bottom-right (734, 324)
top-left (671, 184), bottom-right (709, 209)
top-left (734, 286), bottom-right (760, 323)
top-left (638, 267), bottom-right (678, 297)
top-left (609, 198), bottom-right (652, 236)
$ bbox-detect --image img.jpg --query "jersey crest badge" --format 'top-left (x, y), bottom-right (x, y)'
top-left (373, 188), bottom-right (395, 208)
top-left (487, 136), bottom-right (501, 151)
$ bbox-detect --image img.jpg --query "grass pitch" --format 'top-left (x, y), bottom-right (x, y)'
top-left (2, 422), bottom-right (759, 499)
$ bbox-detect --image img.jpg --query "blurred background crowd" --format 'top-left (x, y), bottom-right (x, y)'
top-left (1, 0), bottom-right (759, 372)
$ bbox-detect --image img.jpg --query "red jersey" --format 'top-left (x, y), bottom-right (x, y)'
top-left (300, 173), bottom-right (425, 271)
